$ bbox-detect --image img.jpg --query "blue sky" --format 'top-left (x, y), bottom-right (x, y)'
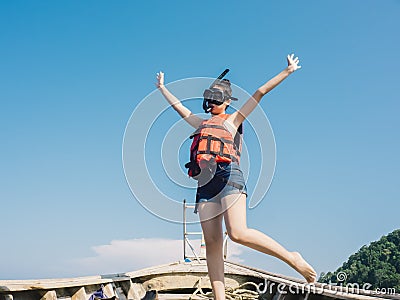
top-left (1, 1), bottom-right (399, 280)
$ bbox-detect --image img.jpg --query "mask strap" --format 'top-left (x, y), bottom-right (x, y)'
top-left (203, 69), bottom-right (230, 113)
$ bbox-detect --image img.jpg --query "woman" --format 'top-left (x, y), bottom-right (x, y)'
top-left (156, 54), bottom-right (317, 300)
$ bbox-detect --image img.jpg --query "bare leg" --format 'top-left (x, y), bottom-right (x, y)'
top-left (221, 193), bottom-right (317, 283)
top-left (198, 202), bottom-right (226, 300)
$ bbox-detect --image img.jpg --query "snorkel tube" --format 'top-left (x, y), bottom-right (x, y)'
top-left (203, 69), bottom-right (230, 113)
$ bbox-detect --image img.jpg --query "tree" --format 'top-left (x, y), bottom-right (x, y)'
top-left (319, 229), bottom-right (400, 292)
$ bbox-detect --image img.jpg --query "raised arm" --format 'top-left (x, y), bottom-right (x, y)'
top-left (228, 54), bottom-right (302, 128)
top-left (156, 71), bottom-right (203, 128)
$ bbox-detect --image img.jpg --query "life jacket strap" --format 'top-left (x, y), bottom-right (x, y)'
top-left (196, 150), bottom-right (239, 163)
top-left (197, 135), bottom-right (241, 157)
top-left (198, 135), bottom-right (234, 145)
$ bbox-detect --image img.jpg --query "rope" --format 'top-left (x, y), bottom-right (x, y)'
top-left (190, 278), bottom-right (261, 300)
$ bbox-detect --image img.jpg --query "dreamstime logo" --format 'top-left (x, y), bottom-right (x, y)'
top-left (122, 77), bottom-right (276, 223)
top-left (255, 277), bottom-right (396, 296)
top-left (336, 271), bottom-right (347, 282)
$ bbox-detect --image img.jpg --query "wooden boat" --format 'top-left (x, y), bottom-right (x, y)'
top-left (1, 258), bottom-right (399, 300)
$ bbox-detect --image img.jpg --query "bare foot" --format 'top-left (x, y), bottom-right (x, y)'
top-left (291, 252), bottom-right (317, 283)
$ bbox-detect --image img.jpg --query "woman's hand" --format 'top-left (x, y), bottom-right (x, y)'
top-left (230, 53), bottom-right (302, 127)
top-left (286, 54), bottom-right (301, 73)
top-left (156, 71), bottom-right (164, 88)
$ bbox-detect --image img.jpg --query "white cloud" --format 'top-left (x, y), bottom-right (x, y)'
top-left (226, 240), bottom-right (247, 263)
top-left (73, 238), bottom-right (249, 276)
top-left (76, 238), bottom-right (182, 275)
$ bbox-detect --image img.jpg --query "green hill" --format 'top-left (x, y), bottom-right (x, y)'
top-left (319, 229), bottom-right (400, 291)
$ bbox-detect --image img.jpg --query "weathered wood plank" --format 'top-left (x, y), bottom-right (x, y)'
top-left (40, 290), bottom-right (57, 300)
top-left (103, 283), bottom-right (115, 298)
top-left (71, 287), bottom-right (86, 300)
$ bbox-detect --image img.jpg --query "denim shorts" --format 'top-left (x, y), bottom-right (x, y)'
top-left (194, 162), bottom-right (247, 214)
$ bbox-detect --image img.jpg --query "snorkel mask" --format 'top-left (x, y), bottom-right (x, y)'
top-left (203, 69), bottom-right (238, 113)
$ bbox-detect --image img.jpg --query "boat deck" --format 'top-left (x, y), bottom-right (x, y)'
top-left (0, 259), bottom-right (398, 300)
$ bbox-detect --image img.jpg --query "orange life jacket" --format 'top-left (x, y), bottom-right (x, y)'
top-left (186, 114), bottom-right (242, 177)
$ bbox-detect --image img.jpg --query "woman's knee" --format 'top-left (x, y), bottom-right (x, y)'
top-left (227, 227), bottom-right (248, 244)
